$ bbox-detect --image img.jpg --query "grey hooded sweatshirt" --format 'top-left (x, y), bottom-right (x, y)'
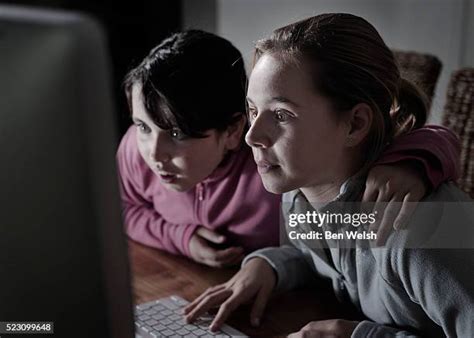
top-left (243, 180), bottom-right (474, 337)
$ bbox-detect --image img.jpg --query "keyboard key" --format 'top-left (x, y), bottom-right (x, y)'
top-left (193, 319), bottom-right (206, 326)
top-left (177, 328), bottom-right (189, 335)
top-left (194, 328), bottom-right (207, 335)
top-left (161, 318), bottom-right (172, 325)
top-left (167, 323), bottom-right (181, 331)
top-left (152, 324), bottom-right (166, 331)
top-left (169, 314), bottom-right (181, 321)
top-left (135, 296), bottom-right (246, 337)
top-left (136, 303), bottom-right (152, 311)
top-left (172, 296), bottom-right (189, 306)
top-left (138, 314), bottom-right (150, 321)
top-left (184, 324), bottom-right (199, 331)
top-left (152, 313), bottom-right (165, 320)
top-left (210, 330), bottom-right (224, 335)
top-left (162, 300), bottom-right (179, 310)
top-left (154, 304), bottom-right (166, 311)
top-left (145, 319), bottom-right (158, 326)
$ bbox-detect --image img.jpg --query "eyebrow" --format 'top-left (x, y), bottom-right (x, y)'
top-left (132, 117), bottom-right (148, 125)
top-left (246, 96), bottom-right (301, 108)
top-left (271, 96), bottom-right (301, 107)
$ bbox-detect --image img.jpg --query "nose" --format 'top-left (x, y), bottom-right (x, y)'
top-left (245, 113), bottom-right (272, 149)
top-left (150, 133), bottom-right (171, 165)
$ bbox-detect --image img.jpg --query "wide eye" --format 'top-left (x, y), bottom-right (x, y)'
top-left (247, 108), bottom-right (258, 124)
top-left (275, 109), bottom-right (289, 122)
top-left (170, 128), bottom-right (186, 140)
top-left (136, 122), bottom-right (151, 134)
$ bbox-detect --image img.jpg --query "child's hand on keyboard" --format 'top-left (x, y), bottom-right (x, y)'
top-left (183, 257), bottom-right (276, 332)
top-left (189, 226), bottom-right (245, 268)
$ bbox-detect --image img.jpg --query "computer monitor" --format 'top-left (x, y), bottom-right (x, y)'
top-left (0, 5), bottom-right (135, 337)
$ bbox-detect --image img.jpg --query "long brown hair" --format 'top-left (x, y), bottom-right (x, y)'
top-left (253, 13), bottom-right (427, 168)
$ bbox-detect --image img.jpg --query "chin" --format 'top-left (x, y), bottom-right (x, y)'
top-left (162, 182), bottom-right (193, 193)
top-left (262, 178), bottom-right (293, 195)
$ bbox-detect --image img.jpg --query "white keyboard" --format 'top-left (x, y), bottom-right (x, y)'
top-left (134, 295), bottom-right (247, 337)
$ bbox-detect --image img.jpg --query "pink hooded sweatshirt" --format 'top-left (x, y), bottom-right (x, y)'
top-left (117, 125), bottom-right (460, 257)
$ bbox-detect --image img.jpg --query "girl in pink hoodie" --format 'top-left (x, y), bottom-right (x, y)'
top-left (117, 30), bottom-right (459, 267)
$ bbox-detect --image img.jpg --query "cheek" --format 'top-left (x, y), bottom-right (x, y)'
top-left (277, 128), bottom-right (310, 167)
top-left (176, 142), bottom-right (222, 173)
top-left (136, 138), bottom-right (150, 162)
top-left (282, 124), bottom-right (340, 172)
top-left (173, 153), bottom-right (193, 170)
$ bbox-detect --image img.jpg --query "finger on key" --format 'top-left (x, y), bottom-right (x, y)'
top-left (183, 284), bottom-right (226, 314)
top-left (209, 294), bottom-right (240, 332)
top-left (185, 289), bottom-right (232, 323)
top-left (250, 287), bottom-right (271, 327)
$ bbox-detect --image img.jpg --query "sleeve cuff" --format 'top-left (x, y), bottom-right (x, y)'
top-left (242, 248), bottom-right (288, 292)
top-left (351, 321), bottom-right (377, 337)
top-left (351, 320), bottom-right (418, 337)
top-left (181, 223), bottom-right (201, 257)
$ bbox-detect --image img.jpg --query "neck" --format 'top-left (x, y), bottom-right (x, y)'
top-left (300, 153), bottom-right (364, 203)
top-left (300, 179), bottom-right (345, 203)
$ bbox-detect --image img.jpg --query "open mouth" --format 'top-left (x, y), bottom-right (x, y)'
top-left (158, 173), bottom-right (178, 183)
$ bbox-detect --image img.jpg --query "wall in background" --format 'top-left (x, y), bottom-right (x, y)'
top-left (5, 0), bottom-right (182, 135)
top-left (183, 0), bottom-right (473, 123)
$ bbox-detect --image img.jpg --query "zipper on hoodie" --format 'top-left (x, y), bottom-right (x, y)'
top-left (195, 183), bottom-right (205, 222)
top-left (197, 184), bottom-right (204, 201)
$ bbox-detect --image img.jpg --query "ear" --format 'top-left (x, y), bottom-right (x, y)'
top-left (224, 114), bottom-right (247, 151)
top-left (344, 103), bottom-right (373, 147)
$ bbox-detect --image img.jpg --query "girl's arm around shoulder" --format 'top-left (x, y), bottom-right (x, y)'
top-left (377, 125), bottom-right (461, 189)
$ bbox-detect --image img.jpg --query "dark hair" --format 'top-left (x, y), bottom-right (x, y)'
top-left (254, 13), bottom-right (428, 167)
top-left (124, 30), bottom-right (247, 138)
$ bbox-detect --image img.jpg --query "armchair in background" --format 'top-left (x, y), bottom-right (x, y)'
top-left (393, 50), bottom-right (442, 107)
top-left (442, 68), bottom-right (474, 198)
